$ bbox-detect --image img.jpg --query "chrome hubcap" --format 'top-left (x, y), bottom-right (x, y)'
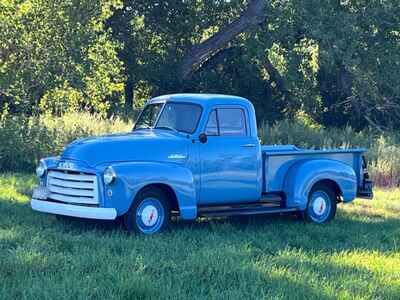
top-left (140, 205), bottom-right (158, 227)
top-left (312, 196), bottom-right (327, 216)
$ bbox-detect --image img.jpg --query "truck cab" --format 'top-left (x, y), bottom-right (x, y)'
top-left (31, 94), bottom-right (373, 234)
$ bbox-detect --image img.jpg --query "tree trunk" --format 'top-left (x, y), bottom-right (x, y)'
top-left (263, 57), bottom-right (288, 97)
top-left (124, 79), bottom-right (134, 115)
top-left (179, 0), bottom-right (267, 80)
top-left (262, 56), bottom-right (297, 114)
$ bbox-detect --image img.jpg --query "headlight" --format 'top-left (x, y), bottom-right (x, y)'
top-left (36, 161), bottom-right (46, 177)
top-left (103, 166), bottom-right (116, 185)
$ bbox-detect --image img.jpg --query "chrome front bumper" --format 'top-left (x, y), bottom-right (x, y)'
top-left (31, 199), bottom-right (117, 220)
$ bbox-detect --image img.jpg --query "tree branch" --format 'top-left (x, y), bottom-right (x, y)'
top-left (262, 56), bottom-right (297, 114)
top-left (180, 0), bottom-right (267, 80)
top-left (263, 56), bottom-right (288, 95)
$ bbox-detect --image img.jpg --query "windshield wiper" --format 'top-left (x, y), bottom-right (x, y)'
top-left (133, 125), bottom-right (152, 131)
top-left (155, 126), bottom-right (179, 133)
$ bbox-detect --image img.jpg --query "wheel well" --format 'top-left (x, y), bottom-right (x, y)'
top-left (312, 179), bottom-right (342, 202)
top-left (137, 183), bottom-right (180, 213)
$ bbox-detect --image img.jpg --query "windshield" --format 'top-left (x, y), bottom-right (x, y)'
top-left (134, 103), bottom-right (163, 130)
top-left (134, 102), bottom-right (202, 133)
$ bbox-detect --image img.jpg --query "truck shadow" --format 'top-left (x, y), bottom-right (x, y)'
top-left (171, 207), bottom-right (400, 256)
top-left (2, 199), bottom-right (398, 299)
top-left (1, 198), bottom-right (399, 254)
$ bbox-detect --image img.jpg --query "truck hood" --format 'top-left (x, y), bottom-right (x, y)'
top-left (61, 130), bottom-right (189, 167)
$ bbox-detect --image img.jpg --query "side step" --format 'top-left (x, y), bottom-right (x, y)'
top-left (260, 193), bottom-right (283, 203)
top-left (198, 198), bottom-right (298, 218)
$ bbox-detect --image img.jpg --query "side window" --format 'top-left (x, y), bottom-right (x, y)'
top-left (218, 108), bottom-right (246, 136)
top-left (205, 110), bottom-right (218, 135)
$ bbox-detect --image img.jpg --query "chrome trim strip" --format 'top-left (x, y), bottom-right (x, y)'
top-left (48, 185), bottom-right (95, 197)
top-left (48, 171), bottom-right (95, 182)
top-left (48, 193), bottom-right (98, 204)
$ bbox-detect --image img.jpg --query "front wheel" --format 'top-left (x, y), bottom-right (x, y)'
top-left (304, 184), bottom-right (337, 224)
top-left (123, 188), bottom-right (171, 234)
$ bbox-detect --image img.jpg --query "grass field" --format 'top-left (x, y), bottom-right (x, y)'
top-left (0, 174), bottom-right (399, 300)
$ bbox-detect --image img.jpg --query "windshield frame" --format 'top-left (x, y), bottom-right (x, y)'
top-left (133, 101), bottom-right (203, 134)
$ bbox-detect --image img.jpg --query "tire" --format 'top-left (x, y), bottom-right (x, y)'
top-left (304, 183), bottom-right (337, 224)
top-left (123, 187), bottom-right (171, 234)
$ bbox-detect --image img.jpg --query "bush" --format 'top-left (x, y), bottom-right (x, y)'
top-left (0, 112), bottom-right (133, 172)
top-left (1, 111), bottom-right (399, 187)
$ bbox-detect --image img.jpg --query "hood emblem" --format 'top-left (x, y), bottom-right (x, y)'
top-left (58, 161), bottom-right (76, 170)
top-left (168, 154), bottom-right (187, 160)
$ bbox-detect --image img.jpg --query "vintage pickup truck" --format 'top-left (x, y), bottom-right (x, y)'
top-left (31, 94), bottom-right (373, 234)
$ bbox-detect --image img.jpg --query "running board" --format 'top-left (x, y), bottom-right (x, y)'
top-left (198, 203), bottom-right (298, 218)
top-left (260, 193), bottom-right (283, 203)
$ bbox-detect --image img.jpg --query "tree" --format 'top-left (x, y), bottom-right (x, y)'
top-left (3, 0), bottom-right (400, 130)
top-left (0, 0), bottom-right (125, 115)
top-left (266, 0), bottom-right (400, 129)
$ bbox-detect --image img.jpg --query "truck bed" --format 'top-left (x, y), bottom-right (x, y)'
top-left (261, 145), bottom-right (366, 193)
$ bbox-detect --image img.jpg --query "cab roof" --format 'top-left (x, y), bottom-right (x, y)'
top-left (148, 93), bottom-right (252, 109)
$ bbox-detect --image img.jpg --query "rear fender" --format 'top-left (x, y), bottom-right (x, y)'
top-left (103, 161), bottom-right (197, 219)
top-left (283, 159), bottom-right (357, 210)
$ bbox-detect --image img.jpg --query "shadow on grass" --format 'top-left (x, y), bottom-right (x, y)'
top-left (1, 198), bottom-right (399, 254)
top-left (1, 198), bottom-right (399, 299)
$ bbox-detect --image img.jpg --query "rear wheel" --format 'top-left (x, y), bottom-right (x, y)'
top-left (124, 188), bottom-right (171, 234)
top-left (304, 183), bottom-right (337, 224)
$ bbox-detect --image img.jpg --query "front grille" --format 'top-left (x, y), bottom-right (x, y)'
top-left (47, 170), bottom-right (99, 205)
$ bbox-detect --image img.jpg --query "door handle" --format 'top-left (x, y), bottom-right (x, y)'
top-left (241, 144), bottom-right (256, 148)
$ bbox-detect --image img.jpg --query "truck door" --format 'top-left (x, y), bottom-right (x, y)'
top-left (199, 106), bottom-right (260, 205)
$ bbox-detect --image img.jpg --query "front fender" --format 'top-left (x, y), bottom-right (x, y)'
top-left (283, 159), bottom-right (357, 210)
top-left (104, 161), bottom-right (197, 219)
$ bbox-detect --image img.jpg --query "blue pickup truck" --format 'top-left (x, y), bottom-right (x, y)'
top-left (31, 94), bottom-right (373, 234)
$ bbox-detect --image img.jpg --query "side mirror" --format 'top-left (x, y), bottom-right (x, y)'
top-left (199, 133), bottom-right (208, 144)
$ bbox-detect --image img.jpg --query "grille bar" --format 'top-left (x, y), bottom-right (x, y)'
top-left (48, 185), bottom-right (95, 197)
top-left (47, 170), bottom-right (99, 204)
top-left (49, 193), bottom-right (97, 204)
top-left (48, 177), bottom-right (94, 189)
top-left (48, 171), bottom-right (95, 182)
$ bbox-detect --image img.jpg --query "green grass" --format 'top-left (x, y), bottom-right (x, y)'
top-left (0, 174), bottom-right (399, 299)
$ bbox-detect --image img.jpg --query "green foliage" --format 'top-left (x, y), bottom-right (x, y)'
top-left (1, 0), bottom-right (400, 128)
top-left (0, 0), bottom-right (125, 115)
top-left (266, 0), bottom-right (400, 129)
top-left (0, 174), bottom-right (399, 299)
top-left (0, 111), bottom-right (133, 172)
top-left (103, 0), bottom-right (400, 128)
